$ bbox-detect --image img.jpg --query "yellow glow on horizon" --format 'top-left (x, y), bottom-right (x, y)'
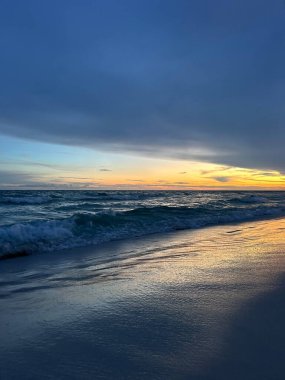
top-left (2, 135), bottom-right (285, 190)
top-left (49, 154), bottom-right (285, 190)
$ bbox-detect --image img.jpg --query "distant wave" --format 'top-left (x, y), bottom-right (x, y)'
top-left (69, 191), bottom-right (166, 202)
top-left (0, 191), bottom-right (166, 206)
top-left (0, 196), bottom-right (52, 205)
top-left (1, 204), bottom-right (285, 258)
top-left (230, 195), bottom-right (268, 204)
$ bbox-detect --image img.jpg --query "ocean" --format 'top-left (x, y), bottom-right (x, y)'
top-left (2, 192), bottom-right (285, 379)
top-left (0, 190), bottom-right (284, 258)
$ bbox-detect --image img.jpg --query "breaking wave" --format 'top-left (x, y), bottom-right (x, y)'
top-left (1, 204), bottom-right (285, 258)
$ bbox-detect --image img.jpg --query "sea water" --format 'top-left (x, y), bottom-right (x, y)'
top-left (0, 190), bottom-right (284, 257)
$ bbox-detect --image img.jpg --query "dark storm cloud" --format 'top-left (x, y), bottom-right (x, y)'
top-left (0, 0), bottom-right (284, 170)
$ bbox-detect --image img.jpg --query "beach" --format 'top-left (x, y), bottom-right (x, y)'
top-left (1, 0), bottom-right (284, 378)
top-left (1, 217), bottom-right (285, 379)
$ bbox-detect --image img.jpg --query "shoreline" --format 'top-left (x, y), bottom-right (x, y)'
top-left (1, 217), bottom-right (285, 379)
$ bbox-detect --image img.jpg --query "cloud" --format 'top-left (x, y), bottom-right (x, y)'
top-left (213, 176), bottom-right (231, 183)
top-left (0, 1), bottom-right (284, 170)
top-left (125, 179), bottom-right (145, 182)
top-left (253, 171), bottom-right (279, 177)
top-left (200, 166), bottom-right (232, 176)
top-left (0, 169), bottom-right (102, 189)
top-left (99, 169), bottom-right (112, 172)
top-left (0, 170), bottom-right (36, 186)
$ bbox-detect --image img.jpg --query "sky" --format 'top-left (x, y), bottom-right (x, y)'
top-left (0, 0), bottom-right (284, 190)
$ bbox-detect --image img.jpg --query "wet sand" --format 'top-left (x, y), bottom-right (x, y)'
top-left (1, 218), bottom-right (285, 379)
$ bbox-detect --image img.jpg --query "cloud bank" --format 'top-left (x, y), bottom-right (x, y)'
top-left (0, 0), bottom-right (284, 170)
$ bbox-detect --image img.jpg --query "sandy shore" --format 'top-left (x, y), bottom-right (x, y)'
top-left (1, 218), bottom-right (285, 379)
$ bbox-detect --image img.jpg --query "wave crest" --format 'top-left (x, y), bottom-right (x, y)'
top-left (1, 204), bottom-right (284, 258)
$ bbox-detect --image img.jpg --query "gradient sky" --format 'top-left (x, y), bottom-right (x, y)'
top-left (0, 0), bottom-right (285, 189)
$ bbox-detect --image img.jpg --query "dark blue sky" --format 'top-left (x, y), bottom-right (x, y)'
top-left (0, 0), bottom-right (284, 172)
